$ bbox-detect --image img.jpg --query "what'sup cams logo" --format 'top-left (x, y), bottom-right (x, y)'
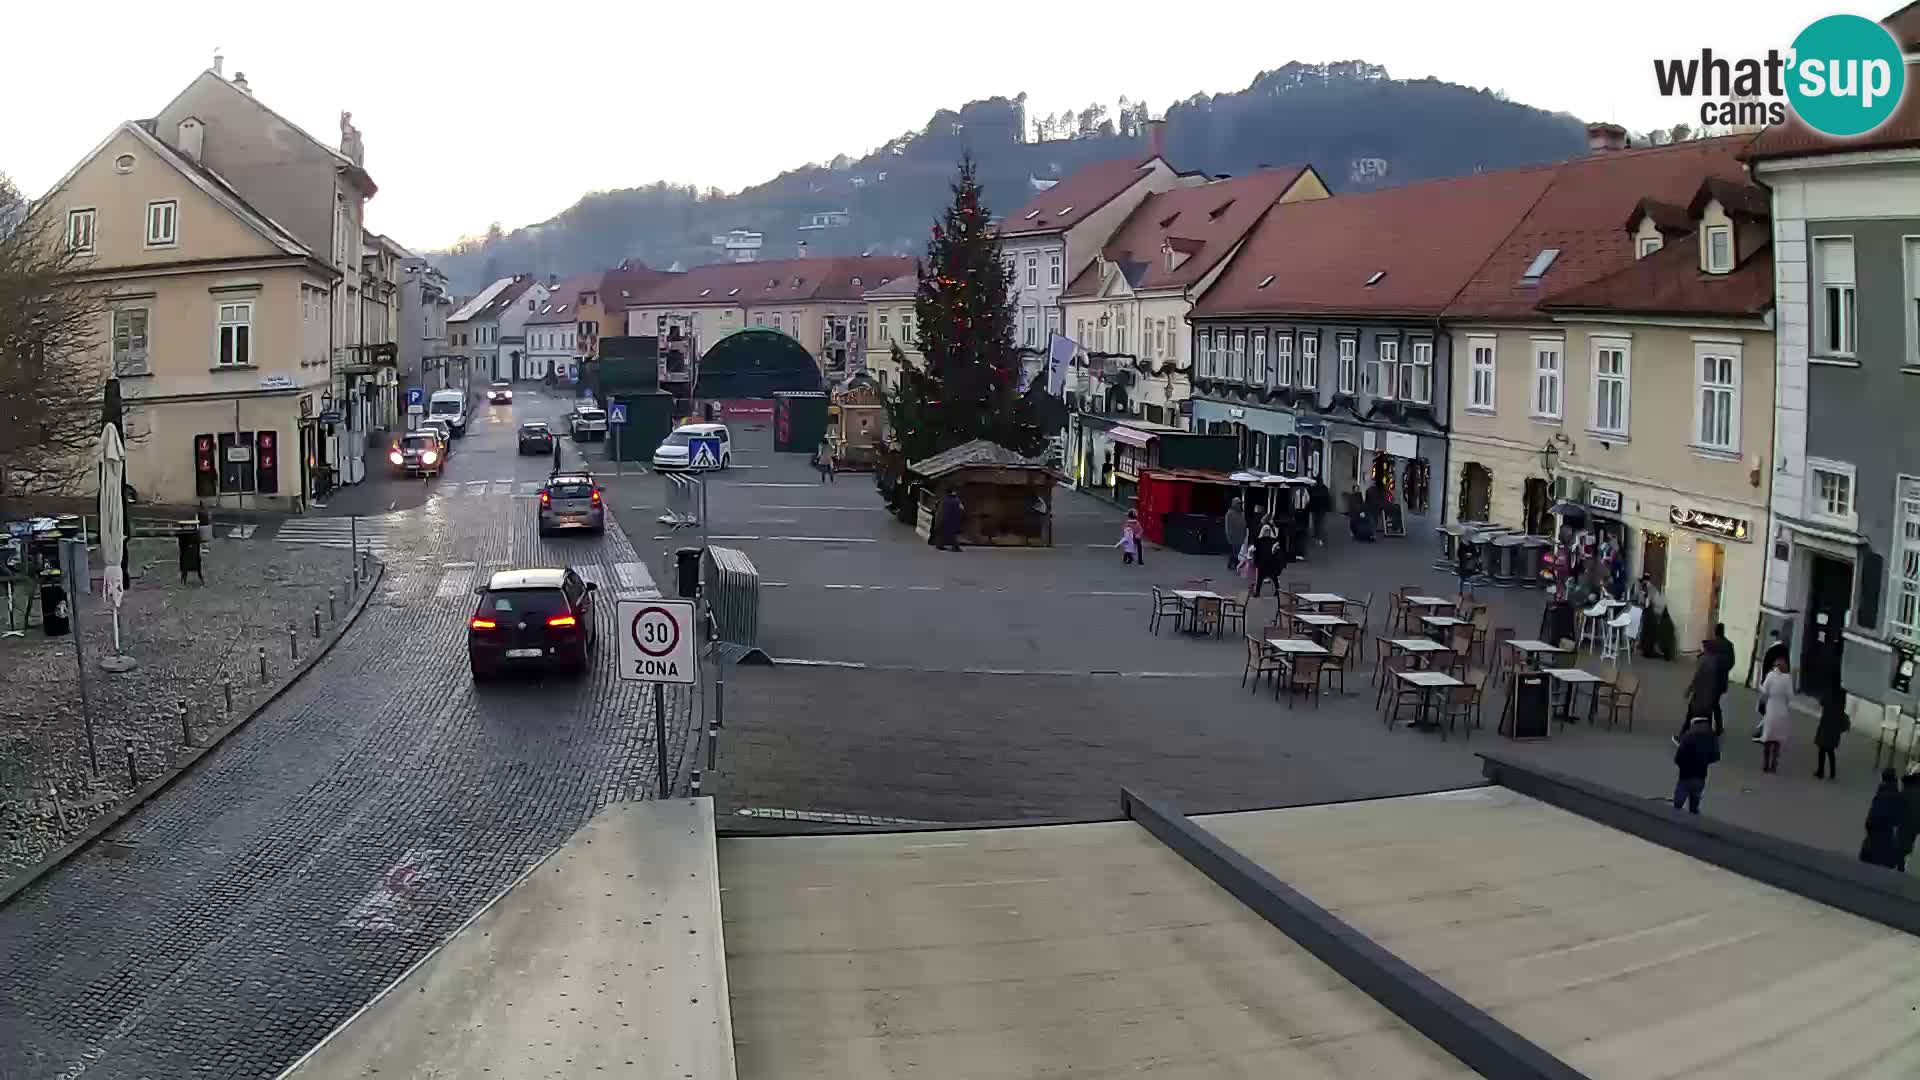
top-left (1654, 13), bottom-right (1907, 137)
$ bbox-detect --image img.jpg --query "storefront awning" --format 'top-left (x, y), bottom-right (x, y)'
top-left (1108, 426), bottom-right (1157, 449)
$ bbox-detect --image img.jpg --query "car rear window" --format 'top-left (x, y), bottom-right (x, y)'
top-left (578, 409), bottom-right (605, 420)
top-left (401, 434), bottom-right (436, 450)
top-left (482, 588), bottom-right (569, 616)
top-left (548, 483), bottom-right (594, 500)
top-left (429, 400), bottom-right (460, 415)
top-left (520, 424), bottom-right (549, 433)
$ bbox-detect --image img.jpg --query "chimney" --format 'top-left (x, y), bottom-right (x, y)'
top-left (548, 273), bottom-right (559, 290)
top-left (212, 49), bottom-right (223, 77)
top-left (177, 117), bottom-right (205, 163)
top-left (798, 239), bottom-right (809, 259)
top-left (232, 72), bottom-right (251, 95)
top-left (1146, 119), bottom-right (1167, 160)
top-left (1586, 121), bottom-right (1628, 153)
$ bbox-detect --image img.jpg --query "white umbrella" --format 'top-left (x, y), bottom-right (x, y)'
top-left (98, 422), bottom-right (127, 656)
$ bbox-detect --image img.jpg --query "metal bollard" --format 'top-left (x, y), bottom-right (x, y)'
top-left (259, 645), bottom-right (268, 682)
top-left (288, 624), bottom-right (298, 662)
top-left (689, 769), bottom-right (702, 799)
top-left (328, 589), bottom-right (337, 622)
top-left (125, 739), bottom-right (138, 787)
top-left (180, 704), bottom-right (193, 748)
top-left (705, 721), bottom-right (719, 772)
top-left (48, 786), bottom-right (67, 830)
top-left (313, 606), bottom-right (322, 639)
top-left (223, 676), bottom-right (233, 716)
top-left (361, 548), bottom-right (370, 582)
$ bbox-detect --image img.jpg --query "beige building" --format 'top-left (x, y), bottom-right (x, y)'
top-left (1446, 166), bottom-right (1775, 661)
top-left (860, 272), bottom-right (919, 393)
top-left (40, 120), bottom-right (339, 509)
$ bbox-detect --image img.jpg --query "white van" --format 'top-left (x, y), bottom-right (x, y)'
top-left (428, 389), bottom-right (469, 436)
top-left (652, 422), bottom-right (731, 471)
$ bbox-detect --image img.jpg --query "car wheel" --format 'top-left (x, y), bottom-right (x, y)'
top-left (720, 453), bottom-right (731, 470)
top-left (470, 663), bottom-right (492, 682)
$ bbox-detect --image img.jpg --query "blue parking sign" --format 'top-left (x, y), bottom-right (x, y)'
top-left (406, 387), bottom-right (423, 406)
top-left (608, 403), bottom-right (627, 425)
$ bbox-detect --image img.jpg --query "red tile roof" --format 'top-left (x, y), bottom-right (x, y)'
top-left (1061, 166), bottom-right (1318, 298)
top-left (1193, 167), bottom-right (1558, 318)
top-left (996, 157), bottom-right (1161, 237)
top-left (626, 255), bottom-right (914, 307)
top-left (1538, 235), bottom-right (1773, 318)
top-left (600, 259), bottom-right (677, 312)
top-left (1443, 136), bottom-right (1753, 319)
top-left (527, 274), bottom-right (597, 325)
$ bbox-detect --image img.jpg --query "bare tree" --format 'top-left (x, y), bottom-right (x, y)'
top-left (0, 172), bottom-right (110, 496)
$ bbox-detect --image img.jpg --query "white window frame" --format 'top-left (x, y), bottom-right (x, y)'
top-left (1300, 334), bottom-right (1319, 390)
top-left (1705, 224), bottom-right (1733, 273)
top-left (1024, 314), bottom-right (1037, 347)
top-left (1813, 235), bottom-right (1856, 358)
top-left (1231, 331), bottom-right (1246, 382)
top-left (145, 200), bottom-right (178, 248)
top-left (1026, 255), bottom-right (1038, 288)
top-left (66, 208), bottom-right (96, 253)
top-left (1891, 476), bottom-right (1920, 647)
top-left (1370, 338), bottom-right (1399, 400)
top-left (1589, 337), bottom-right (1630, 436)
top-left (1693, 342), bottom-right (1741, 454)
top-left (112, 306), bottom-right (150, 376)
top-left (1530, 338), bottom-right (1563, 420)
top-left (1907, 237), bottom-right (1920, 368)
top-left (1336, 336), bottom-right (1357, 395)
top-left (216, 301), bottom-right (253, 367)
top-left (1048, 252), bottom-right (1062, 286)
top-left (1467, 336), bottom-right (1496, 412)
top-left (1154, 319), bottom-right (1166, 357)
top-left (1807, 458), bottom-right (1859, 531)
top-left (1251, 333), bottom-right (1267, 385)
top-left (1638, 235), bottom-right (1663, 258)
top-left (1273, 333), bottom-right (1293, 387)
top-left (1204, 331), bottom-right (1219, 378)
top-left (877, 312), bottom-right (889, 341)
top-left (1406, 339), bottom-right (1433, 405)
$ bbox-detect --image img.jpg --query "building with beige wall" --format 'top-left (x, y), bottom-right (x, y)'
top-left (39, 120), bottom-right (339, 509)
top-left (1446, 165), bottom-right (1775, 661)
top-left (861, 272), bottom-right (919, 393)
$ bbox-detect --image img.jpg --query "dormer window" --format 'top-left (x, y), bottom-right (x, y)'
top-left (1705, 225), bottom-right (1733, 274)
top-left (1638, 235), bottom-right (1664, 258)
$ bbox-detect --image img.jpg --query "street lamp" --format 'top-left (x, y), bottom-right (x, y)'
top-left (1539, 439), bottom-right (1559, 477)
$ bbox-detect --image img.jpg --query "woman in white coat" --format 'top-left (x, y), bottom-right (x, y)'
top-left (1758, 654), bottom-right (1794, 774)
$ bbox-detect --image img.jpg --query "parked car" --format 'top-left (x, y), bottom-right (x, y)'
top-left (388, 432), bottom-right (443, 477)
top-left (428, 389), bottom-right (468, 436)
top-left (537, 472), bottom-right (605, 535)
top-left (487, 381), bottom-right (514, 404)
top-left (652, 422), bottom-right (731, 471)
top-left (467, 568), bottom-right (599, 678)
top-left (517, 421), bottom-right (555, 455)
top-left (568, 405), bottom-right (608, 442)
top-left (420, 418), bottom-right (454, 453)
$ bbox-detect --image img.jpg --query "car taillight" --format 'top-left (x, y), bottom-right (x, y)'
top-left (540, 491), bottom-right (550, 506)
top-left (389, 451), bottom-right (403, 465)
top-left (469, 617), bottom-right (497, 630)
top-left (423, 451), bottom-right (438, 464)
top-left (590, 489), bottom-right (601, 505)
top-left (547, 614), bottom-right (578, 627)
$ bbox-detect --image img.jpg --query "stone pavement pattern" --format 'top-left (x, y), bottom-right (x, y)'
top-left (0, 394), bottom-right (696, 1080)
top-left (0, 535), bottom-right (363, 880)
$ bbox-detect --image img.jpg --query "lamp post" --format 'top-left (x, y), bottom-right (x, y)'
top-left (1539, 439), bottom-right (1559, 479)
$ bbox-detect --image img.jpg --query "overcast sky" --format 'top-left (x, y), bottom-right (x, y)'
top-left (2, 0), bottom-right (1818, 252)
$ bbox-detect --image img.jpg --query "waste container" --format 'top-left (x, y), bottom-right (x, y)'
top-left (177, 524), bottom-right (204, 582)
top-left (40, 568), bottom-right (68, 637)
top-left (675, 547), bottom-right (702, 599)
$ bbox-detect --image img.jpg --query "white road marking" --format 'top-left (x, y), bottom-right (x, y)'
top-left (771, 536), bottom-right (876, 543)
top-left (442, 561), bottom-right (476, 569)
top-left (771, 657), bottom-right (869, 669)
top-left (613, 561), bottom-right (658, 595)
top-left (434, 567), bottom-right (474, 600)
top-left (708, 534), bottom-right (760, 541)
top-left (731, 482), bottom-right (818, 488)
top-left (1085, 590), bottom-right (1150, 597)
top-left (758, 505), bottom-right (882, 511)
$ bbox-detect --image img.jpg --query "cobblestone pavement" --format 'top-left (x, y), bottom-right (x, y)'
top-left (0, 395), bottom-right (695, 1080)
top-left (0, 536), bottom-right (366, 881)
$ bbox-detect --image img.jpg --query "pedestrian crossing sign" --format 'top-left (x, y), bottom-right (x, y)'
top-left (689, 436), bottom-right (722, 469)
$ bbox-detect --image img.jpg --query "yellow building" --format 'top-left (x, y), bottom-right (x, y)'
top-left (40, 120), bottom-right (338, 509)
top-left (860, 272), bottom-right (919, 393)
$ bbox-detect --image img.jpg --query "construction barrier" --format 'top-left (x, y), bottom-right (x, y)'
top-left (701, 545), bottom-right (768, 665)
top-left (658, 472), bottom-right (706, 532)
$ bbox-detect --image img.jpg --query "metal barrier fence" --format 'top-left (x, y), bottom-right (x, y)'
top-left (701, 545), bottom-right (769, 665)
top-left (658, 473), bottom-right (707, 532)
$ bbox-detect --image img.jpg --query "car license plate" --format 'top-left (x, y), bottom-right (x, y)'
top-left (562, 512), bottom-right (583, 521)
top-left (505, 648), bottom-right (543, 658)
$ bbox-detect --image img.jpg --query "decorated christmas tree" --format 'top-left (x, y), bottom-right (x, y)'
top-left (884, 156), bottom-right (1046, 464)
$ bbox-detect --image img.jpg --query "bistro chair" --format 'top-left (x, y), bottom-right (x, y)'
top-left (1381, 656), bottom-right (1422, 728)
top-left (1377, 652), bottom-right (1414, 714)
top-left (1438, 683), bottom-right (1479, 742)
top-left (1578, 597), bottom-right (1612, 652)
top-left (1261, 622), bottom-right (1289, 647)
top-left (1220, 595), bottom-right (1248, 638)
top-left (1324, 636), bottom-right (1353, 695)
top-left (1371, 636), bottom-right (1397, 687)
top-left (1193, 595), bottom-right (1225, 638)
top-left (1596, 670), bottom-right (1641, 731)
top-left (1346, 591), bottom-right (1376, 657)
top-left (1149, 586), bottom-right (1186, 635)
top-left (1244, 634), bottom-right (1286, 693)
top-left (1283, 655), bottom-right (1325, 708)
top-left (1469, 608), bottom-right (1492, 663)
top-left (1489, 627), bottom-right (1515, 682)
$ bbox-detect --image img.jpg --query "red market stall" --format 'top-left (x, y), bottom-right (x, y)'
top-left (1137, 468), bottom-right (1311, 553)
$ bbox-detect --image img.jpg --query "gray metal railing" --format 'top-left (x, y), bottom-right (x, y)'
top-left (659, 473), bottom-right (706, 533)
top-left (701, 545), bottom-right (768, 665)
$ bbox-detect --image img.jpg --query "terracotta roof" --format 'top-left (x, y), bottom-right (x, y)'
top-left (627, 255), bottom-right (913, 307)
top-left (1193, 167), bottom-right (1558, 319)
top-left (601, 259), bottom-right (676, 311)
top-left (1538, 235), bottom-right (1773, 318)
top-left (1443, 136), bottom-right (1753, 319)
top-left (1626, 198), bottom-right (1693, 235)
top-left (863, 270), bottom-right (920, 300)
top-left (1690, 176), bottom-right (1769, 220)
top-left (1062, 167), bottom-right (1317, 298)
top-left (527, 274), bottom-right (597, 325)
top-left (995, 157), bottom-right (1160, 237)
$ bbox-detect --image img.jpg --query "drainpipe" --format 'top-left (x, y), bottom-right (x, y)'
top-left (1432, 315), bottom-right (1450, 528)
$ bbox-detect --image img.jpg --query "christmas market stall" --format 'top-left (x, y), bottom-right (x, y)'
top-left (906, 439), bottom-right (1056, 548)
top-left (1134, 467), bottom-right (1309, 554)
top-left (828, 381), bottom-right (886, 471)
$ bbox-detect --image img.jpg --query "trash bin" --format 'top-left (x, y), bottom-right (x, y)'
top-left (40, 568), bottom-right (68, 637)
top-left (675, 547), bottom-right (702, 599)
top-left (177, 525), bottom-right (203, 581)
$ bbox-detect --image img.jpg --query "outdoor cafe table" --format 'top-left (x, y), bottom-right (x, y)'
top-left (1266, 638), bottom-right (1328, 657)
top-left (1420, 614), bottom-right (1467, 636)
top-left (1543, 667), bottom-right (1604, 726)
top-left (1388, 638), bottom-right (1451, 669)
top-left (1293, 592), bottom-right (1348, 612)
top-left (1393, 669), bottom-right (1464, 730)
top-left (1504, 638), bottom-right (1566, 670)
top-left (1293, 612), bottom-right (1353, 633)
top-left (1171, 589), bottom-right (1225, 636)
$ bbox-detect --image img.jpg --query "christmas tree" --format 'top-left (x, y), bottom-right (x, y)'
top-left (884, 155), bottom-right (1045, 464)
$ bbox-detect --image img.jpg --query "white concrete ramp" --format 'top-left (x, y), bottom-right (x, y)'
top-left (282, 798), bottom-right (735, 1079)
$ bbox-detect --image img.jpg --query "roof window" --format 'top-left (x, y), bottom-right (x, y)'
top-left (1058, 205), bottom-right (1074, 215)
top-left (1159, 212), bottom-right (1180, 228)
top-left (1520, 248), bottom-right (1560, 282)
top-left (1208, 200), bottom-right (1234, 220)
top-left (1257, 274), bottom-right (1276, 289)
top-left (698, 288), bottom-right (711, 297)
top-left (1364, 271), bottom-right (1386, 287)
top-left (727, 287), bottom-right (740, 296)
top-left (1023, 209), bottom-right (1041, 220)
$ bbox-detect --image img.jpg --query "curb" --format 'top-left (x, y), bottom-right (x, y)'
top-left (0, 559), bottom-right (388, 909)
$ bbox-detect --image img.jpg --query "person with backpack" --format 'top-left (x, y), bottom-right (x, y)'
top-left (1672, 716), bottom-right (1721, 815)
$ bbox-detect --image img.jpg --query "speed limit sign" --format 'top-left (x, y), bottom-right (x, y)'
top-left (616, 599), bottom-right (697, 684)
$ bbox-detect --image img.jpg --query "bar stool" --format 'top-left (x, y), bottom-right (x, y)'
top-left (1578, 598), bottom-right (1611, 652)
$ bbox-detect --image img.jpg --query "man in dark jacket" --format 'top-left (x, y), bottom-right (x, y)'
top-left (1899, 767), bottom-right (1920, 871)
top-left (1707, 624), bottom-right (1735, 732)
top-left (1679, 645), bottom-right (1721, 743)
top-left (1862, 769), bottom-right (1906, 869)
top-left (1224, 499), bottom-right (1248, 571)
top-left (937, 490), bottom-right (963, 552)
top-left (1672, 717), bottom-right (1720, 814)
top-left (1307, 479), bottom-right (1331, 546)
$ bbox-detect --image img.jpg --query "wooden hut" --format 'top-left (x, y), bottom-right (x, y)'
top-left (829, 382), bottom-right (886, 471)
top-left (906, 439), bottom-right (1057, 548)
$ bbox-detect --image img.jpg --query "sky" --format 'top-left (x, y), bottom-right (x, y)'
top-left (1, 0), bottom-right (1824, 253)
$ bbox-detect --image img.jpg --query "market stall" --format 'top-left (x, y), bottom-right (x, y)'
top-left (906, 439), bottom-right (1057, 548)
top-left (1134, 468), bottom-right (1308, 554)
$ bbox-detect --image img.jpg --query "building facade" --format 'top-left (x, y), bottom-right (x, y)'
top-left (447, 275), bottom-right (547, 384)
top-left (396, 254), bottom-right (452, 404)
top-left (524, 275), bottom-right (593, 381)
top-left (861, 272), bottom-right (919, 393)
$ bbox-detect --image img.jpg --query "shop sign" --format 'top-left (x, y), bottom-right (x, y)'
top-left (1588, 486), bottom-right (1623, 514)
top-left (259, 373), bottom-right (295, 391)
top-left (1294, 417), bottom-right (1325, 435)
top-left (299, 395), bottom-right (313, 419)
top-left (1669, 504), bottom-right (1751, 542)
top-left (317, 410), bottom-right (342, 425)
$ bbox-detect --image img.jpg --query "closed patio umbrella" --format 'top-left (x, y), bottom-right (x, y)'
top-left (98, 421), bottom-right (130, 662)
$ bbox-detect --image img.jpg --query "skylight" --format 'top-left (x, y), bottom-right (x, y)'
top-left (727, 287), bottom-right (740, 296)
top-left (1364, 271), bottom-right (1386, 287)
top-left (698, 288), bottom-right (711, 297)
top-left (1058, 205), bottom-right (1074, 215)
top-left (1023, 209), bottom-right (1041, 220)
top-left (1521, 248), bottom-right (1561, 281)
top-left (1258, 274), bottom-right (1276, 289)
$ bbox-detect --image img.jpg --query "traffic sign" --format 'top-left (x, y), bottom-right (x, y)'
top-left (406, 387), bottom-right (424, 407)
top-left (616, 599), bottom-right (696, 684)
top-left (608, 402), bottom-right (627, 425)
top-left (688, 436), bottom-right (722, 469)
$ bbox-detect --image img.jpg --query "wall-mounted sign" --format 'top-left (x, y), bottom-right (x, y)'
top-left (299, 395), bottom-right (314, 419)
top-left (258, 373), bottom-right (295, 391)
top-left (1294, 417), bottom-right (1325, 435)
top-left (1892, 642), bottom-right (1915, 695)
top-left (1669, 505), bottom-right (1751, 542)
top-left (317, 410), bottom-right (342, 425)
top-left (1588, 486), bottom-right (1623, 514)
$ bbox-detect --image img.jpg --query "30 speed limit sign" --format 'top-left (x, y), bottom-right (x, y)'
top-left (616, 599), bottom-right (697, 684)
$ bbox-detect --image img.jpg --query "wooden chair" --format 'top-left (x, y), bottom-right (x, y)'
top-left (1243, 634), bottom-right (1285, 693)
top-left (1345, 591), bottom-right (1376, 659)
top-left (1220, 595), bottom-right (1247, 638)
top-left (1381, 658), bottom-right (1422, 728)
top-left (1371, 636), bottom-right (1396, 687)
top-left (1149, 586), bottom-right (1185, 635)
top-left (1469, 608), bottom-right (1492, 665)
top-left (1283, 655), bottom-right (1325, 708)
top-left (1446, 625), bottom-right (1475, 677)
top-left (1596, 670), bottom-right (1640, 730)
top-left (1489, 627), bottom-right (1515, 682)
top-left (1261, 622), bottom-right (1288, 645)
top-left (1324, 636), bottom-right (1353, 694)
top-left (1194, 596), bottom-right (1224, 638)
top-left (1437, 683), bottom-right (1478, 742)
top-left (1377, 652), bottom-right (1413, 713)
top-left (1387, 589), bottom-right (1411, 634)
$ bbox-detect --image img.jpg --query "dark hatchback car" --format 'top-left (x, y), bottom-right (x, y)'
top-left (468, 568), bottom-right (599, 678)
top-left (517, 422), bottom-right (555, 455)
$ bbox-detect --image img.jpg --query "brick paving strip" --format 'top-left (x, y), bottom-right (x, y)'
top-left (0, 535), bottom-right (383, 900)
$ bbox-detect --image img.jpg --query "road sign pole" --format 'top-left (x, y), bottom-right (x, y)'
top-left (653, 682), bottom-right (668, 798)
top-left (614, 423), bottom-right (621, 479)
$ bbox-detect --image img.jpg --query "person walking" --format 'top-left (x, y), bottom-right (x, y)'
top-left (815, 440), bottom-right (835, 483)
top-left (1814, 681), bottom-right (1849, 781)
top-left (1118, 509), bottom-right (1144, 566)
top-left (1308, 478), bottom-right (1331, 547)
top-left (1224, 498), bottom-right (1248, 572)
top-left (1251, 519), bottom-right (1285, 598)
top-left (1861, 769), bottom-right (1905, 869)
top-left (1678, 643), bottom-right (1722, 745)
top-left (1757, 653), bottom-right (1793, 773)
top-left (1898, 767), bottom-right (1920, 871)
top-left (1672, 716), bottom-right (1720, 814)
top-left (1753, 630), bottom-right (1789, 741)
top-left (1707, 623), bottom-right (1735, 733)
top-left (937, 489), bottom-right (964, 552)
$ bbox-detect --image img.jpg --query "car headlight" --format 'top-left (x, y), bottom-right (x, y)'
top-left (423, 451), bottom-right (438, 464)
top-left (389, 451), bottom-right (403, 464)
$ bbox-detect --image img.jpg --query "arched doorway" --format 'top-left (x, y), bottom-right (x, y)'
top-left (1523, 477), bottom-right (1553, 535)
top-left (1459, 462), bottom-right (1492, 522)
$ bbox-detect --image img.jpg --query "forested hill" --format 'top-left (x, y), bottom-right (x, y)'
top-left (433, 61), bottom-right (1587, 293)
